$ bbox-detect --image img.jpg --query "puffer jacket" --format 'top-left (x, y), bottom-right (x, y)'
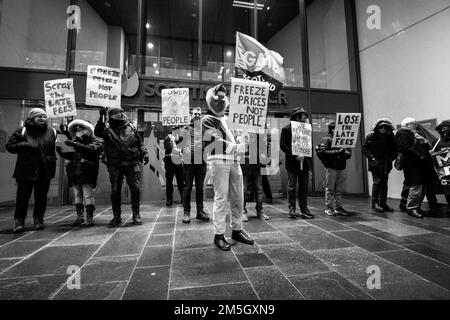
top-left (6, 122), bottom-right (57, 181)
top-left (317, 134), bottom-right (352, 170)
top-left (362, 119), bottom-right (396, 175)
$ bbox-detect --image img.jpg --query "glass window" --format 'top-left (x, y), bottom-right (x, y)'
top-left (142, 0), bottom-right (199, 80)
top-left (72, 0), bottom-right (139, 74)
top-left (0, 0), bottom-right (69, 70)
top-left (307, 0), bottom-right (356, 91)
top-left (258, 0), bottom-right (304, 87)
top-left (202, 0), bottom-right (253, 83)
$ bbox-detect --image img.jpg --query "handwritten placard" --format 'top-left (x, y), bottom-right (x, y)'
top-left (228, 78), bottom-right (270, 133)
top-left (44, 78), bottom-right (77, 118)
top-left (162, 88), bottom-right (190, 126)
top-left (86, 65), bottom-right (121, 108)
top-left (291, 121), bottom-right (312, 157)
top-left (332, 113), bottom-right (362, 148)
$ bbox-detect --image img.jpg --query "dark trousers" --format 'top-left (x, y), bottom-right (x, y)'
top-left (165, 158), bottom-right (184, 201)
top-left (183, 164), bottom-right (206, 213)
top-left (287, 170), bottom-right (309, 212)
top-left (244, 174), bottom-right (263, 211)
top-left (372, 173), bottom-right (389, 205)
top-left (108, 165), bottom-right (141, 216)
top-left (14, 179), bottom-right (51, 220)
top-left (262, 175), bottom-right (273, 201)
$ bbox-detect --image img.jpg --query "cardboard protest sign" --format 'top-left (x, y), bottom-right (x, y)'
top-left (291, 121), bottom-right (312, 158)
top-left (86, 65), bottom-right (121, 108)
top-left (161, 88), bottom-right (190, 127)
top-left (235, 32), bottom-right (285, 100)
top-left (431, 148), bottom-right (450, 195)
top-left (332, 113), bottom-right (362, 148)
top-left (228, 78), bottom-right (270, 133)
top-left (44, 78), bottom-right (77, 118)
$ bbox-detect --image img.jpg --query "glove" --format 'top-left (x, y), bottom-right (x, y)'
top-left (65, 140), bottom-right (76, 147)
top-left (143, 156), bottom-right (149, 166)
top-left (17, 142), bottom-right (36, 151)
top-left (59, 124), bottom-right (68, 134)
top-left (99, 107), bottom-right (108, 117)
top-left (56, 146), bottom-right (63, 153)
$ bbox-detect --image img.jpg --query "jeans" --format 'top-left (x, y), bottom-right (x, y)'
top-left (165, 158), bottom-right (184, 201)
top-left (73, 184), bottom-right (95, 206)
top-left (325, 168), bottom-right (346, 210)
top-left (372, 173), bottom-right (389, 205)
top-left (14, 179), bottom-right (51, 220)
top-left (210, 162), bottom-right (244, 235)
top-left (262, 175), bottom-right (272, 201)
top-left (183, 164), bottom-right (206, 213)
top-left (406, 185), bottom-right (425, 210)
top-left (287, 170), bottom-right (309, 212)
top-left (400, 183), bottom-right (437, 208)
top-left (243, 174), bottom-right (263, 212)
top-left (108, 165), bottom-right (141, 216)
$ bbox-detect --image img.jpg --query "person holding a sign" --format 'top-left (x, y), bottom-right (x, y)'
top-left (317, 122), bottom-right (352, 217)
top-left (432, 120), bottom-right (450, 212)
top-left (280, 107), bottom-right (314, 220)
top-left (202, 84), bottom-right (254, 251)
top-left (95, 107), bottom-right (149, 227)
top-left (163, 126), bottom-right (184, 207)
top-left (56, 120), bottom-right (102, 227)
top-left (6, 108), bottom-right (57, 233)
top-left (362, 119), bottom-right (396, 213)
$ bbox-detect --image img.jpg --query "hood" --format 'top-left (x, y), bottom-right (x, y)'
top-left (290, 107), bottom-right (308, 121)
top-left (68, 119), bottom-right (94, 138)
top-left (371, 118), bottom-right (394, 131)
top-left (436, 120), bottom-right (450, 133)
top-left (206, 84), bottom-right (229, 117)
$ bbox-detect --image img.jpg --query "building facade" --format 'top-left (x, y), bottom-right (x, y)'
top-left (1, 0), bottom-right (396, 205)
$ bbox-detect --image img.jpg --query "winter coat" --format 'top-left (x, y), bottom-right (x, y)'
top-left (362, 119), bottom-right (396, 175)
top-left (394, 128), bottom-right (435, 186)
top-left (95, 121), bottom-right (148, 168)
top-left (317, 134), bottom-right (352, 170)
top-left (241, 132), bottom-right (269, 176)
top-left (280, 123), bottom-right (312, 172)
top-left (164, 133), bottom-right (183, 166)
top-left (6, 123), bottom-right (57, 181)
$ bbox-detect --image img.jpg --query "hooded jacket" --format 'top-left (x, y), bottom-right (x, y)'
top-left (6, 119), bottom-right (57, 181)
top-left (317, 123), bottom-right (352, 170)
top-left (57, 120), bottom-right (102, 188)
top-left (434, 120), bottom-right (450, 151)
top-left (362, 118), bottom-right (396, 175)
top-left (280, 107), bottom-right (312, 172)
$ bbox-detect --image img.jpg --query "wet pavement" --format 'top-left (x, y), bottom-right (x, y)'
top-left (0, 197), bottom-right (450, 300)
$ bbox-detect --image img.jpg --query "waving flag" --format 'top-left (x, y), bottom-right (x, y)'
top-left (235, 32), bottom-right (285, 100)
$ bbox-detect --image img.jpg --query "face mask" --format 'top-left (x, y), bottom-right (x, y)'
top-left (76, 130), bottom-right (88, 138)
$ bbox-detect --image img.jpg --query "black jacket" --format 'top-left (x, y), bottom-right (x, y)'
top-left (6, 124), bottom-right (57, 181)
top-left (57, 136), bottom-right (102, 188)
top-left (280, 123), bottom-right (312, 172)
top-left (241, 132), bottom-right (269, 176)
top-left (95, 121), bottom-right (148, 167)
top-left (362, 120), bottom-right (396, 175)
top-left (317, 134), bottom-right (352, 170)
top-left (394, 128), bottom-right (434, 186)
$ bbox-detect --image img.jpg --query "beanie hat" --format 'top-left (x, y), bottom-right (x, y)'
top-left (28, 108), bottom-right (46, 120)
top-left (108, 107), bottom-right (124, 117)
top-left (290, 107), bottom-right (308, 121)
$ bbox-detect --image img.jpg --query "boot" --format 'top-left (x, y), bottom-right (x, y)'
top-left (84, 205), bottom-right (95, 227)
top-left (34, 218), bottom-right (45, 231)
top-left (300, 208), bottom-right (315, 219)
top-left (108, 214), bottom-right (122, 228)
top-left (72, 204), bottom-right (85, 227)
top-left (372, 200), bottom-right (385, 213)
top-left (380, 203), bottom-right (394, 212)
top-left (196, 209), bottom-right (210, 222)
top-left (214, 234), bottom-right (231, 251)
top-left (132, 213), bottom-right (144, 225)
top-left (256, 209), bottom-right (269, 220)
top-left (13, 219), bottom-right (25, 234)
top-left (408, 209), bottom-right (423, 219)
top-left (182, 212), bottom-right (191, 224)
top-left (288, 208), bottom-right (301, 219)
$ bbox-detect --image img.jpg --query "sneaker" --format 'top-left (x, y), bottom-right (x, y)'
top-left (108, 217), bottom-right (122, 228)
top-left (325, 208), bottom-right (336, 216)
top-left (71, 216), bottom-right (85, 228)
top-left (242, 213), bottom-right (249, 222)
top-left (132, 214), bottom-right (144, 226)
top-left (399, 204), bottom-right (408, 213)
top-left (196, 210), bottom-right (210, 222)
top-left (301, 208), bottom-right (315, 219)
top-left (34, 218), bottom-right (45, 231)
top-left (12, 219), bottom-right (25, 234)
top-left (288, 209), bottom-right (301, 219)
top-left (182, 213), bottom-right (191, 224)
top-left (335, 207), bottom-right (350, 216)
top-left (256, 210), bottom-right (269, 220)
top-left (84, 217), bottom-right (95, 227)
top-left (166, 199), bottom-right (173, 206)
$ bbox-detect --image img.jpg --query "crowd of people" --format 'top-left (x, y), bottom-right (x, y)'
top-left (5, 83), bottom-right (450, 251)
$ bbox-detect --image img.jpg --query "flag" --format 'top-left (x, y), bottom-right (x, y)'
top-left (235, 32), bottom-right (285, 100)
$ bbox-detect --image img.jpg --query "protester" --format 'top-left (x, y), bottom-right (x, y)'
top-left (241, 131), bottom-right (269, 221)
top-left (202, 84), bottom-right (254, 251)
top-left (432, 120), bottom-right (450, 212)
top-left (316, 122), bottom-right (352, 216)
top-left (181, 107), bottom-right (209, 223)
top-left (6, 108), bottom-right (57, 233)
top-left (362, 118), bottom-right (396, 213)
top-left (280, 107), bottom-right (314, 219)
top-left (164, 126), bottom-right (184, 206)
top-left (394, 118), bottom-right (435, 219)
top-left (95, 107), bottom-right (149, 227)
top-left (57, 120), bottom-right (102, 227)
